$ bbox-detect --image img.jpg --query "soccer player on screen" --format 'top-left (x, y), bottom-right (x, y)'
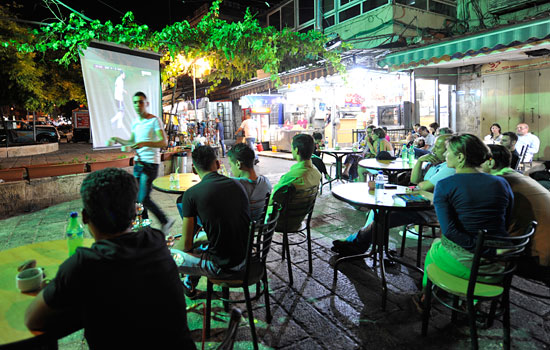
top-left (111, 71), bottom-right (126, 128)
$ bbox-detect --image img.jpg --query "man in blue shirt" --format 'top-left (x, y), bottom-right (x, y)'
top-left (332, 134), bottom-right (454, 255)
top-left (215, 116), bottom-right (225, 157)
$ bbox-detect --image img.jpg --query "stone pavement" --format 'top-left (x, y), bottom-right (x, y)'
top-left (0, 158), bottom-right (549, 349)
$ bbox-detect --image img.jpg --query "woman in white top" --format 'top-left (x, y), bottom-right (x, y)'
top-left (484, 123), bottom-right (502, 144)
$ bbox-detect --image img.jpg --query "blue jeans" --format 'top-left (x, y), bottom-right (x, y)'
top-left (133, 161), bottom-right (167, 224)
top-left (245, 137), bottom-right (258, 160)
top-left (346, 210), bottom-right (433, 252)
top-left (171, 248), bottom-right (245, 287)
top-left (220, 139), bottom-right (225, 157)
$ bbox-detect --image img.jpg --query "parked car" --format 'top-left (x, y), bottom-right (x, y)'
top-left (0, 121), bottom-right (60, 145)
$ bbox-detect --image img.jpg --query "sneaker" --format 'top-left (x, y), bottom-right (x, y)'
top-left (331, 240), bottom-right (366, 256)
top-left (161, 217), bottom-right (176, 235)
top-left (182, 277), bottom-right (198, 299)
top-left (254, 159), bottom-right (260, 165)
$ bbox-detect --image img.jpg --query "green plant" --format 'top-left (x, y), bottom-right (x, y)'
top-left (5, 0), bottom-right (347, 91)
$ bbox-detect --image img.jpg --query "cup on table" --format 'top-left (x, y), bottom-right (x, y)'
top-left (121, 145), bottom-right (130, 152)
top-left (368, 181), bottom-right (376, 191)
top-left (16, 267), bottom-right (43, 293)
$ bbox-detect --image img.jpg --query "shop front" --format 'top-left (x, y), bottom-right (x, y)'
top-left (277, 67), bottom-right (412, 148)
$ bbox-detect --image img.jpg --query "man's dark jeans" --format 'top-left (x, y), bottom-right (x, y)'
top-left (134, 161), bottom-right (167, 224)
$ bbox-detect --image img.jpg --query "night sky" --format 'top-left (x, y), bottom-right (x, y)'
top-left (10, 0), bottom-right (278, 31)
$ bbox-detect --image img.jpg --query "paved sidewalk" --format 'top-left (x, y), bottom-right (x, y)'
top-left (0, 172), bottom-right (548, 349)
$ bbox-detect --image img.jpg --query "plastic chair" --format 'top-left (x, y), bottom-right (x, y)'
top-left (0, 333), bottom-right (58, 350)
top-left (205, 204), bottom-right (281, 350)
top-left (272, 185), bottom-right (318, 286)
top-left (399, 221), bottom-right (440, 268)
top-left (421, 222), bottom-right (537, 350)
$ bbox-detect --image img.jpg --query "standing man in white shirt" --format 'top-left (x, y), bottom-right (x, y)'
top-left (515, 122), bottom-right (540, 163)
top-left (235, 112), bottom-right (260, 164)
top-left (109, 91), bottom-right (175, 234)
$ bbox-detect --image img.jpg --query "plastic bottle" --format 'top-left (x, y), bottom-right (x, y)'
top-left (401, 144), bottom-right (408, 160)
top-left (408, 145), bottom-right (415, 163)
top-left (375, 171), bottom-right (385, 202)
top-left (66, 212), bottom-right (84, 257)
top-left (324, 136), bottom-right (329, 149)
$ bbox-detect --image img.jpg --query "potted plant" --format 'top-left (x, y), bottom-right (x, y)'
top-left (88, 156), bottom-right (131, 172)
top-left (27, 162), bottom-right (86, 179)
top-left (0, 167), bottom-right (25, 182)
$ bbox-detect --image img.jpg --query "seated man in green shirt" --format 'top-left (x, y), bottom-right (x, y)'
top-left (272, 134), bottom-right (322, 198)
top-left (270, 133), bottom-right (321, 232)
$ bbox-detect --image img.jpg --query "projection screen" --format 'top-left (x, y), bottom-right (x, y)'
top-left (80, 41), bottom-right (162, 149)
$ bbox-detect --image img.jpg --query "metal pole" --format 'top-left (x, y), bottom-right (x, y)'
top-left (32, 111), bottom-right (36, 142)
top-left (193, 64), bottom-right (198, 120)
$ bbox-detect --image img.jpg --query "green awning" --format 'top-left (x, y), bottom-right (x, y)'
top-left (378, 17), bottom-right (550, 71)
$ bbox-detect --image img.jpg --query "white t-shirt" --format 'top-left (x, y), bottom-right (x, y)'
top-left (424, 133), bottom-right (436, 151)
top-left (515, 132), bottom-right (540, 163)
top-left (132, 116), bottom-right (163, 164)
top-left (484, 134), bottom-right (502, 144)
top-left (240, 119), bottom-right (258, 139)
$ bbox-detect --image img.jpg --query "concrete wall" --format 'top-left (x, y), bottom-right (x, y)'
top-left (0, 165), bottom-right (136, 219)
top-left (325, 4), bottom-right (452, 49)
top-left (0, 143), bottom-right (58, 158)
top-left (456, 66), bottom-right (482, 135)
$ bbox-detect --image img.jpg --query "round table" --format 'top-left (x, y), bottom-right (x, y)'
top-left (0, 239), bottom-right (94, 345)
top-left (331, 183), bottom-right (432, 310)
top-left (358, 158), bottom-right (415, 184)
top-left (152, 173), bottom-right (201, 194)
top-left (320, 148), bottom-right (362, 182)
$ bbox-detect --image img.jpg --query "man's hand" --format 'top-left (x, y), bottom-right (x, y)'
top-left (417, 153), bottom-right (439, 164)
top-left (131, 142), bottom-right (147, 149)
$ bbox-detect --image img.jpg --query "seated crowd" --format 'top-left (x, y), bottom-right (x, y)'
top-left (23, 126), bottom-right (548, 348)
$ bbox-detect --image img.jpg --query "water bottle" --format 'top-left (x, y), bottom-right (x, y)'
top-left (66, 212), bottom-right (84, 257)
top-left (375, 171), bottom-right (385, 202)
top-left (401, 144), bottom-right (408, 160)
top-left (408, 145), bottom-right (415, 163)
top-left (324, 136), bottom-right (329, 149)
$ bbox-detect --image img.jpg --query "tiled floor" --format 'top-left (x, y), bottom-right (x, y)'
top-left (0, 151), bottom-right (549, 349)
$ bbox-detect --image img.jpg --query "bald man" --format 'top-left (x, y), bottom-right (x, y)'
top-left (515, 123), bottom-right (540, 163)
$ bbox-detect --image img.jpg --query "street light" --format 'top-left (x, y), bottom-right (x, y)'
top-left (172, 55), bottom-right (211, 119)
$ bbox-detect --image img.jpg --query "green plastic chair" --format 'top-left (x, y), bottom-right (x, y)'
top-left (421, 222), bottom-right (537, 350)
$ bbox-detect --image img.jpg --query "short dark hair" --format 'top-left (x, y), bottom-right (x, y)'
top-left (292, 134), bottom-right (314, 160)
top-left (418, 126), bottom-right (429, 133)
top-left (502, 131), bottom-right (518, 143)
top-left (429, 122), bottom-right (439, 129)
top-left (366, 125), bottom-right (375, 130)
top-left (227, 143), bottom-right (255, 169)
top-left (373, 128), bottom-right (386, 138)
top-left (438, 127), bottom-right (454, 135)
top-left (312, 132), bottom-right (323, 141)
top-left (487, 144), bottom-right (512, 169)
top-left (446, 134), bottom-right (490, 167)
top-left (192, 146), bottom-right (217, 172)
top-left (80, 168), bottom-right (137, 235)
top-left (134, 91), bottom-right (147, 99)
top-left (414, 123), bottom-right (421, 127)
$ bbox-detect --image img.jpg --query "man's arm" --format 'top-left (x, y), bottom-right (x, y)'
top-left (174, 217), bottom-right (195, 252)
top-left (110, 133), bottom-right (135, 146)
top-left (25, 291), bottom-right (63, 331)
top-left (410, 153), bottom-right (437, 184)
top-left (529, 135), bottom-right (540, 154)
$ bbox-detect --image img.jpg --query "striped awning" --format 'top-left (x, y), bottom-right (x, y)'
top-left (378, 17), bottom-right (550, 71)
top-left (229, 65), bottom-right (336, 99)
